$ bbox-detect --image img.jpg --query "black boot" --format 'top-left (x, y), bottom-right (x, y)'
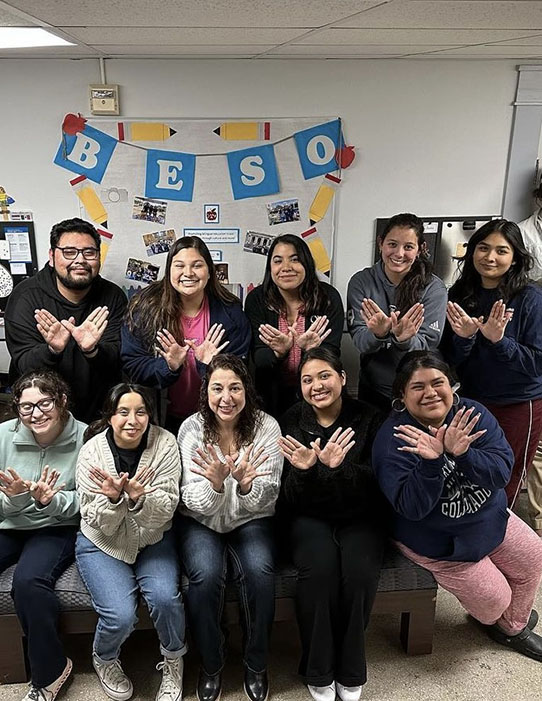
top-left (487, 625), bottom-right (542, 661)
top-left (244, 668), bottom-right (269, 701)
top-left (197, 669), bottom-right (222, 701)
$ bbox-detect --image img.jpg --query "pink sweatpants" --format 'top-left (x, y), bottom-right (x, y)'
top-left (397, 512), bottom-right (542, 635)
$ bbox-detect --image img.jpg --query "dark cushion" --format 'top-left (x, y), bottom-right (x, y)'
top-left (0, 543), bottom-right (435, 616)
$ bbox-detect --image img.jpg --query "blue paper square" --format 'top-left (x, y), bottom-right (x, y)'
top-left (294, 119), bottom-right (344, 180)
top-left (53, 125), bottom-right (118, 184)
top-left (145, 149), bottom-right (196, 202)
top-left (227, 144), bottom-right (280, 201)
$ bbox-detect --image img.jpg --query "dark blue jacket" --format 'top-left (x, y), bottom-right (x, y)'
top-left (121, 294), bottom-right (251, 388)
top-left (441, 284), bottom-right (542, 404)
top-left (373, 398), bottom-right (513, 561)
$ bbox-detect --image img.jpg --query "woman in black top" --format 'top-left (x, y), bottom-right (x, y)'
top-left (278, 348), bottom-right (387, 701)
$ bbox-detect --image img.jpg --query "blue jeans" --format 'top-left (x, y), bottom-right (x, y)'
top-left (0, 526), bottom-right (77, 688)
top-left (76, 530), bottom-right (186, 661)
top-left (177, 516), bottom-right (275, 674)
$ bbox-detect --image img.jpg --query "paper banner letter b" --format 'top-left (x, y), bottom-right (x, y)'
top-left (53, 125), bottom-right (117, 184)
top-left (294, 119), bottom-right (344, 180)
top-left (145, 149), bottom-right (196, 202)
top-left (227, 144), bottom-right (279, 200)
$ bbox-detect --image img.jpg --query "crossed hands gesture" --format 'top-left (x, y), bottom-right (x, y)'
top-left (35, 306), bottom-right (109, 354)
top-left (360, 299), bottom-right (424, 343)
top-left (0, 465), bottom-right (65, 506)
top-left (394, 406), bottom-right (487, 460)
top-left (258, 316), bottom-right (331, 358)
top-left (279, 427), bottom-right (355, 470)
top-left (446, 300), bottom-right (513, 343)
top-left (156, 323), bottom-right (229, 371)
top-left (191, 443), bottom-right (271, 494)
top-left (88, 464), bottom-right (156, 503)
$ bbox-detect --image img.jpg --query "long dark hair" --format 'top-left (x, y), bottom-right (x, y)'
top-left (12, 370), bottom-right (71, 428)
top-left (379, 213), bottom-right (433, 314)
top-left (448, 219), bottom-right (534, 313)
top-left (84, 383), bottom-right (157, 442)
top-left (125, 236), bottom-right (239, 348)
top-left (261, 234), bottom-right (329, 316)
top-left (392, 350), bottom-right (456, 401)
top-left (199, 354), bottom-right (262, 447)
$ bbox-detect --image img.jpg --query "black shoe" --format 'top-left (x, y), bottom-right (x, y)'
top-left (244, 668), bottom-right (269, 701)
top-left (487, 625), bottom-right (542, 661)
top-left (197, 669), bottom-right (222, 701)
top-left (528, 609), bottom-right (539, 630)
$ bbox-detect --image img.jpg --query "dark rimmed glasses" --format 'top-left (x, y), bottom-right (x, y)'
top-left (54, 246), bottom-right (100, 260)
top-left (16, 398), bottom-right (56, 416)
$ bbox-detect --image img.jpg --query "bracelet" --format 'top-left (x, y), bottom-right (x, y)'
top-left (82, 346), bottom-right (98, 356)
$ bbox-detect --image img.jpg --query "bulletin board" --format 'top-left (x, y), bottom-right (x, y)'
top-left (0, 221), bottom-right (39, 312)
top-left (53, 116), bottom-right (354, 301)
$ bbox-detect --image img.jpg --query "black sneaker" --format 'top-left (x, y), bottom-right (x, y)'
top-left (244, 669), bottom-right (269, 701)
top-left (196, 669), bottom-right (222, 701)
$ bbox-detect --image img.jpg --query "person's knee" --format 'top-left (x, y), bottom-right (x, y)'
top-left (146, 586), bottom-right (183, 616)
top-left (184, 558), bottom-right (225, 590)
top-left (465, 586), bottom-right (511, 624)
top-left (12, 569), bottom-right (51, 602)
top-left (295, 555), bottom-right (337, 588)
top-left (100, 599), bottom-right (138, 634)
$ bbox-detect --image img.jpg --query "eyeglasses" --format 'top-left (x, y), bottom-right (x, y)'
top-left (54, 246), bottom-right (100, 260)
top-left (16, 398), bottom-right (56, 416)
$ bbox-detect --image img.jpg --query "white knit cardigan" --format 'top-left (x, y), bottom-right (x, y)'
top-left (76, 425), bottom-right (181, 564)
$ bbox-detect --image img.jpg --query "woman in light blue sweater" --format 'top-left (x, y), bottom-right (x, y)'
top-left (0, 369), bottom-right (85, 701)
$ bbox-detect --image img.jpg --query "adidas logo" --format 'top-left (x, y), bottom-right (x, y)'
top-left (429, 321), bottom-right (440, 331)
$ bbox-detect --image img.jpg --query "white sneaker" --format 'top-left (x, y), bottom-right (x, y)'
top-left (22, 658), bottom-right (72, 701)
top-left (155, 656), bottom-right (183, 701)
top-left (336, 683), bottom-right (363, 701)
top-left (92, 654), bottom-right (133, 700)
top-left (307, 681), bottom-right (336, 701)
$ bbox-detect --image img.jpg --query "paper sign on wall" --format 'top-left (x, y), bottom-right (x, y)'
top-left (54, 124), bottom-right (118, 184)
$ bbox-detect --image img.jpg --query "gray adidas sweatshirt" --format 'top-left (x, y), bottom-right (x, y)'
top-left (347, 261), bottom-right (447, 399)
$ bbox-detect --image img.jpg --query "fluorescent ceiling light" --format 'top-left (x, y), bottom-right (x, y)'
top-left (0, 28), bottom-right (74, 48)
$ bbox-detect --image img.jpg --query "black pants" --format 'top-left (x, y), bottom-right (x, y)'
top-left (0, 526), bottom-right (77, 688)
top-left (291, 516), bottom-right (385, 687)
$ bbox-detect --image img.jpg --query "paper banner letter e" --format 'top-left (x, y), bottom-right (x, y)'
top-left (227, 144), bottom-right (279, 201)
top-left (145, 149), bottom-right (196, 202)
top-left (54, 124), bottom-right (117, 184)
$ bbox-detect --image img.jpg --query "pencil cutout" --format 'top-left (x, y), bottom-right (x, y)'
top-left (96, 226), bottom-right (113, 266)
top-left (213, 122), bottom-right (271, 141)
top-left (309, 174), bottom-right (341, 226)
top-left (117, 122), bottom-right (177, 142)
top-left (70, 175), bottom-right (108, 227)
top-left (301, 226), bottom-right (331, 278)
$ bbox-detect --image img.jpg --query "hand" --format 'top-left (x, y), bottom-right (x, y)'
top-left (446, 301), bottom-right (481, 339)
top-left (278, 435), bottom-right (316, 470)
top-left (124, 464), bottom-right (156, 502)
top-left (226, 444), bottom-right (271, 494)
top-left (440, 406), bottom-right (487, 457)
top-left (291, 316), bottom-right (332, 351)
top-left (391, 303), bottom-right (424, 343)
top-left (360, 298), bottom-right (391, 338)
top-left (188, 324), bottom-right (229, 365)
top-left (0, 467), bottom-right (29, 497)
top-left (191, 444), bottom-right (230, 492)
top-left (35, 309), bottom-right (71, 354)
top-left (394, 423), bottom-right (445, 460)
top-left (61, 306), bottom-right (109, 353)
top-left (88, 465), bottom-right (128, 503)
top-left (310, 427), bottom-right (355, 469)
top-left (474, 300), bottom-right (514, 344)
top-left (156, 329), bottom-right (190, 371)
top-left (258, 324), bottom-right (293, 358)
top-left (28, 465), bottom-right (65, 505)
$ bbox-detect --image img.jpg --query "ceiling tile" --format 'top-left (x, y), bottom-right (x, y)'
top-left (94, 44), bottom-right (275, 56)
top-left (0, 6), bottom-right (36, 26)
top-left (266, 44), bottom-right (454, 56)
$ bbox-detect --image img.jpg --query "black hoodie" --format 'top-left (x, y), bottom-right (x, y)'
top-left (5, 264), bottom-right (127, 422)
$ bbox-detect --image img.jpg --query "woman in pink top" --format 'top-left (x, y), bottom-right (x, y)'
top-left (122, 236), bottom-right (251, 434)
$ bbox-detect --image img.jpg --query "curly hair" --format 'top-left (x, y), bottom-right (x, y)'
top-left (379, 213), bottom-right (434, 315)
top-left (12, 369), bottom-right (71, 427)
top-left (125, 236), bottom-right (240, 349)
top-left (198, 354), bottom-right (262, 447)
top-left (84, 383), bottom-right (157, 442)
top-left (261, 234), bottom-right (330, 316)
top-left (448, 219), bottom-right (534, 313)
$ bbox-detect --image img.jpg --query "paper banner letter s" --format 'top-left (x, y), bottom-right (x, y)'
top-left (145, 149), bottom-right (196, 202)
top-left (227, 144), bottom-right (280, 201)
top-left (54, 124), bottom-right (117, 184)
top-left (294, 119), bottom-right (344, 180)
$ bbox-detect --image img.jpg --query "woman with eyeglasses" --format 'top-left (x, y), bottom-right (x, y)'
top-left (122, 235), bottom-right (251, 434)
top-left (0, 369), bottom-right (86, 701)
top-left (244, 234), bottom-right (344, 418)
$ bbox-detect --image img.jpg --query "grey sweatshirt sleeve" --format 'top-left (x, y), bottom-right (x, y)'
top-left (347, 269), bottom-right (391, 354)
top-left (391, 276), bottom-right (447, 352)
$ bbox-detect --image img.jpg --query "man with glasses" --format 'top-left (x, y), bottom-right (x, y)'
top-left (5, 218), bottom-right (127, 422)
